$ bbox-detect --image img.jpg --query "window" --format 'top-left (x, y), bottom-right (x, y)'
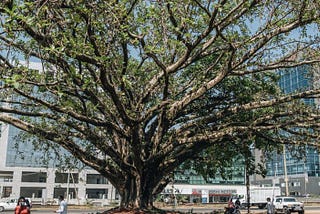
top-left (2, 186), bottom-right (12, 198)
top-left (53, 188), bottom-right (77, 199)
top-left (86, 188), bottom-right (108, 199)
top-left (284, 197), bottom-right (297, 202)
top-left (291, 182), bottom-right (300, 187)
top-left (86, 174), bottom-right (108, 184)
top-left (22, 172), bottom-right (47, 183)
top-left (0, 171), bottom-right (13, 182)
top-left (20, 187), bottom-right (45, 198)
top-left (55, 172), bottom-right (78, 183)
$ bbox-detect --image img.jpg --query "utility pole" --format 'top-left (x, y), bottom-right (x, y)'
top-left (283, 145), bottom-right (289, 196)
top-left (66, 170), bottom-right (70, 202)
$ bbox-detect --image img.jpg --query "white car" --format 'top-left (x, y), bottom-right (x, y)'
top-left (273, 196), bottom-right (304, 214)
top-left (0, 198), bottom-right (17, 212)
top-left (0, 197), bottom-right (32, 212)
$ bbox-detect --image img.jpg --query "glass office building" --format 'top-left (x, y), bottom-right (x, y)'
top-left (174, 163), bottom-right (245, 185)
top-left (254, 65), bottom-right (320, 196)
top-left (6, 126), bottom-right (43, 167)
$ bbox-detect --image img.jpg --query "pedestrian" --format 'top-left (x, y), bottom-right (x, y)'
top-left (55, 195), bottom-right (68, 214)
top-left (266, 197), bottom-right (274, 214)
top-left (226, 198), bottom-right (235, 214)
top-left (15, 196), bottom-right (30, 214)
top-left (235, 198), bottom-right (241, 208)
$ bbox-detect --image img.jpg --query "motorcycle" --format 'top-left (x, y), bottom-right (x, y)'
top-left (224, 205), bottom-right (241, 214)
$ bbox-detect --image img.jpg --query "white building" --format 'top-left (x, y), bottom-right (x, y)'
top-left (0, 61), bottom-right (120, 205)
top-left (0, 123), bottom-right (119, 205)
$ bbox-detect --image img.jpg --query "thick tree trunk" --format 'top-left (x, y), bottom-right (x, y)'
top-left (120, 175), bottom-right (140, 209)
top-left (117, 174), bottom-right (155, 210)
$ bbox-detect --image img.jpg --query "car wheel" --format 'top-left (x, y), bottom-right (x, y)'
top-left (284, 208), bottom-right (291, 214)
top-left (0, 206), bottom-right (4, 212)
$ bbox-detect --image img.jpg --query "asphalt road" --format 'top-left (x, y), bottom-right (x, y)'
top-left (173, 206), bottom-right (320, 213)
top-left (177, 207), bottom-right (320, 213)
top-left (2, 209), bottom-right (103, 214)
top-left (2, 206), bottom-right (319, 214)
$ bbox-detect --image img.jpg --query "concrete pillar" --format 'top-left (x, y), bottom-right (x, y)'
top-left (46, 168), bottom-right (56, 203)
top-left (11, 169), bottom-right (22, 198)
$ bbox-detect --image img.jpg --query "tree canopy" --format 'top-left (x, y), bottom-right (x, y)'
top-left (1, 0), bottom-right (320, 211)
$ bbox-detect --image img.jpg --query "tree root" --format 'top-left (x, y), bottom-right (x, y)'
top-left (100, 206), bottom-right (187, 213)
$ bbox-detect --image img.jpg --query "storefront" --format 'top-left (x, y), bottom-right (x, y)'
top-left (161, 184), bottom-right (245, 204)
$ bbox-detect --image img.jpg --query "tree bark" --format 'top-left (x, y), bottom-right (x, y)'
top-left (116, 173), bottom-right (156, 210)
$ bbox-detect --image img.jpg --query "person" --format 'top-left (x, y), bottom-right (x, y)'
top-left (55, 195), bottom-right (67, 214)
top-left (235, 198), bottom-right (241, 208)
top-left (266, 197), bottom-right (274, 214)
top-left (15, 196), bottom-right (30, 214)
top-left (226, 198), bottom-right (235, 214)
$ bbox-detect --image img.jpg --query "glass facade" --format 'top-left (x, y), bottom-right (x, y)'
top-left (266, 66), bottom-right (319, 178)
top-left (266, 146), bottom-right (320, 177)
top-left (278, 66), bottom-right (314, 105)
top-left (174, 161), bottom-right (245, 185)
top-left (5, 125), bottom-right (75, 168)
top-left (6, 126), bottom-right (46, 167)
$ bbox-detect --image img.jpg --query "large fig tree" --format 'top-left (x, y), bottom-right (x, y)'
top-left (1, 0), bottom-right (320, 211)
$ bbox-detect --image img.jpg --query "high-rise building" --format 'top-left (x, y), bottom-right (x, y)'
top-left (252, 65), bottom-right (320, 197)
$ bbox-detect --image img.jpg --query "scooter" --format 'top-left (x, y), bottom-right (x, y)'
top-left (224, 205), bottom-right (240, 214)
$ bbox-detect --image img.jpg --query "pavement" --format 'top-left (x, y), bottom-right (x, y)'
top-left (27, 204), bottom-right (319, 214)
top-left (160, 203), bottom-right (320, 213)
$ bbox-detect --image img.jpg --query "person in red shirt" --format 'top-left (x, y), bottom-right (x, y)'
top-left (15, 196), bottom-right (30, 214)
top-left (226, 198), bottom-right (235, 213)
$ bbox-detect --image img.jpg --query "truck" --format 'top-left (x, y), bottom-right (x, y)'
top-left (232, 186), bottom-right (281, 209)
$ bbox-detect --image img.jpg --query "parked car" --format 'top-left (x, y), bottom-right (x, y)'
top-left (0, 198), bottom-right (17, 212)
top-left (273, 196), bottom-right (304, 214)
top-left (0, 197), bottom-right (32, 212)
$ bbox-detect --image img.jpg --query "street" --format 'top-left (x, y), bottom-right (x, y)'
top-left (2, 208), bottom-right (105, 214)
top-left (2, 206), bottom-right (319, 214)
